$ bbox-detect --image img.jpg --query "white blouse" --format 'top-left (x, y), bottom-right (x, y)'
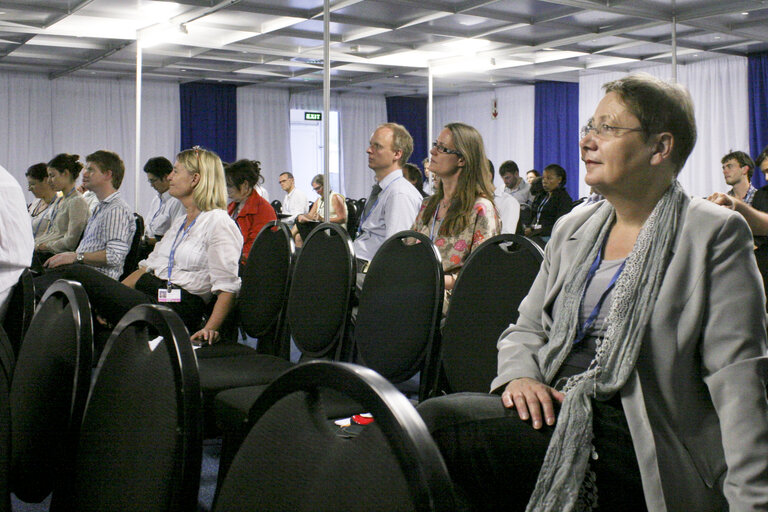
top-left (139, 209), bottom-right (243, 302)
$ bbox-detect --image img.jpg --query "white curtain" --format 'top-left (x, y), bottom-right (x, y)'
top-left (578, 56), bottom-right (749, 198)
top-left (237, 86), bottom-right (292, 202)
top-left (0, 71), bottom-right (179, 216)
top-left (290, 90), bottom-right (387, 200)
top-left (433, 85), bottom-right (535, 194)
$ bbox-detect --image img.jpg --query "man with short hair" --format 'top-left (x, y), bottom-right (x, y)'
top-left (143, 156), bottom-right (185, 246)
top-left (278, 171), bottom-right (308, 227)
top-left (499, 160), bottom-right (532, 206)
top-left (44, 150), bottom-right (135, 280)
top-left (354, 123), bottom-right (422, 264)
top-left (722, 150), bottom-right (757, 205)
top-left (0, 164), bottom-right (34, 320)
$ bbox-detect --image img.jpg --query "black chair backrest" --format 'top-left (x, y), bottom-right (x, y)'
top-left (72, 304), bottom-right (202, 512)
top-left (120, 213), bottom-right (145, 281)
top-left (0, 327), bottom-right (12, 512)
top-left (345, 198), bottom-right (360, 239)
top-left (214, 361), bottom-right (455, 512)
top-left (1, 269), bottom-right (35, 357)
top-left (240, 221), bottom-right (294, 358)
top-left (287, 223), bottom-right (356, 360)
top-left (270, 199), bottom-right (282, 215)
top-left (440, 234), bottom-right (544, 393)
top-left (9, 279), bottom-right (93, 503)
top-left (354, 231), bottom-right (443, 399)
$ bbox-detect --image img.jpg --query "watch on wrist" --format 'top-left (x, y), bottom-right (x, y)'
top-left (76, 252), bottom-right (84, 263)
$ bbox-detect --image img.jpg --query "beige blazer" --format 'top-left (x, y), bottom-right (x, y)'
top-left (492, 196), bottom-right (768, 511)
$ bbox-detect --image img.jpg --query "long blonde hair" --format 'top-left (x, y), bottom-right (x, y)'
top-left (422, 123), bottom-right (495, 235)
top-left (176, 147), bottom-right (227, 211)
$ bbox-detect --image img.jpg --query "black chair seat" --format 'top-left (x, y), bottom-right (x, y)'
top-left (200, 355), bottom-right (293, 398)
top-left (195, 343), bottom-right (261, 359)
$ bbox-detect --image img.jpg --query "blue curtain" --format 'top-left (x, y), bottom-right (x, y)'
top-left (534, 81), bottom-right (580, 200)
top-left (749, 51), bottom-right (768, 188)
top-left (180, 82), bottom-right (237, 163)
top-left (386, 96), bottom-right (427, 169)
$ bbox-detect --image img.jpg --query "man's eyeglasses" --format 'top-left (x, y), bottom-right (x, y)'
top-left (432, 141), bottom-right (462, 156)
top-left (312, 185), bottom-right (322, 192)
top-left (580, 122), bottom-right (644, 139)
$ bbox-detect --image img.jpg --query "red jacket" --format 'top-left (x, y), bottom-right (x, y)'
top-left (227, 189), bottom-right (276, 262)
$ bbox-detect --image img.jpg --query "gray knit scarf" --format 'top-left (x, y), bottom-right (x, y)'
top-left (525, 180), bottom-right (686, 512)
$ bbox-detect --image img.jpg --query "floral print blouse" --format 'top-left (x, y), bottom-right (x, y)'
top-left (411, 196), bottom-right (500, 275)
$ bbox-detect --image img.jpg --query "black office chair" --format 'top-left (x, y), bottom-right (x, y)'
top-left (70, 304), bottom-right (202, 512)
top-left (213, 361), bottom-right (456, 512)
top-left (196, 221), bottom-right (294, 432)
top-left (0, 327), bottom-right (12, 512)
top-left (1, 269), bottom-right (35, 357)
top-left (9, 280), bottom-right (93, 505)
top-left (438, 234), bottom-right (543, 394)
top-left (120, 213), bottom-right (145, 281)
top-left (354, 230), bottom-right (444, 401)
top-left (270, 199), bottom-right (282, 215)
top-left (213, 223), bottom-right (357, 482)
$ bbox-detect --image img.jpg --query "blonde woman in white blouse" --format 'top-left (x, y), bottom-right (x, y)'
top-left (60, 147), bottom-right (243, 345)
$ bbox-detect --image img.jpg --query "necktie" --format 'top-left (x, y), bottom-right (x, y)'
top-left (362, 183), bottom-right (382, 219)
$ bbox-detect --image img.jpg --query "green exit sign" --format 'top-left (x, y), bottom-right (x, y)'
top-left (304, 112), bottom-right (322, 121)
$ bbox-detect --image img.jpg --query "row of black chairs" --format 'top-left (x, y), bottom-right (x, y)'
top-left (0, 277), bottom-right (457, 510)
top-left (191, 219), bottom-right (543, 500)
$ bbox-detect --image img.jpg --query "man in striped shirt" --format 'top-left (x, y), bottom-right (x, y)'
top-left (44, 150), bottom-right (135, 280)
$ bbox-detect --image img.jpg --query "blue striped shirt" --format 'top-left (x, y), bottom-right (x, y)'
top-left (76, 191), bottom-right (136, 280)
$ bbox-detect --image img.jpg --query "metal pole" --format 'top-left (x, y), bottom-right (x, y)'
top-left (322, 0), bottom-right (330, 222)
top-left (428, 66), bottom-right (433, 158)
top-left (135, 41), bottom-right (142, 212)
top-left (671, 0), bottom-right (677, 82)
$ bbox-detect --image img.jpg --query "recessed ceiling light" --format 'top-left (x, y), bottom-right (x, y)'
top-left (741, 11), bottom-right (749, 15)
top-left (714, 36), bottom-right (721, 40)
top-left (180, 69), bottom-right (187, 72)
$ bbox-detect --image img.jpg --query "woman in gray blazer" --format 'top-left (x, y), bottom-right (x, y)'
top-left (418, 74), bottom-right (768, 511)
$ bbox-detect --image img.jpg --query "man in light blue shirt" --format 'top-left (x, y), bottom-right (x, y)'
top-left (354, 123), bottom-right (422, 263)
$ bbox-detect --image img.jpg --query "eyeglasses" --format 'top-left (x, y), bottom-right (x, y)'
top-left (312, 185), bottom-right (322, 191)
top-left (147, 176), bottom-right (161, 184)
top-left (579, 122), bottom-right (644, 139)
top-left (432, 141), bottom-right (462, 156)
top-left (278, 179), bottom-right (290, 184)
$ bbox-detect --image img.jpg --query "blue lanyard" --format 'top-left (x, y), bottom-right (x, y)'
top-left (534, 195), bottom-right (550, 224)
top-left (32, 200), bottom-right (52, 238)
top-left (358, 176), bottom-right (403, 234)
top-left (167, 216), bottom-right (197, 289)
top-left (46, 188), bottom-right (76, 232)
top-left (149, 194), bottom-right (164, 228)
top-left (574, 245), bottom-right (626, 344)
top-left (429, 204), bottom-right (443, 240)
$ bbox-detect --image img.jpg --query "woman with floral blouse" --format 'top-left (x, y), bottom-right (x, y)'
top-left (411, 122), bottom-right (500, 307)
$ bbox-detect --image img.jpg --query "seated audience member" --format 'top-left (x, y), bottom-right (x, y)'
top-left (54, 147), bottom-right (242, 345)
top-left (34, 154), bottom-right (89, 260)
top-left (292, 174), bottom-right (347, 247)
top-left (525, 168), bottom-right (539, 184)
top-left (525, 163), bottom-right (572, 239)
top-left (142, 156), bottom-right (185, 249)
top-left (226, 159), bottom-right (276, 264)
top-left (40, 150), bottom-right (135, 282)
top-left (278, 171), bottom-right (308, 226)
top-left (418, 73), bottom-right (768, 512)
top-left (721, 150), bottom-right (757, 205)
top-left (355, 123), bottom-right (422, 265)
top-left (403, 162), bottom-right (428, 198)
top-left (489, 159), bottom-right (520, 234)
top-left (750, 145), bottom-right (768, 211)
top-left (25, 162), bottom-right (57, 240)
top-left (500, 160), bottom-right (532, 206)
top-left (422, 157), bottom-right (436, 195)
top-left (411, 123), bottom-right (499, 302)
top-left (0, 164), bottom-right (34, 320)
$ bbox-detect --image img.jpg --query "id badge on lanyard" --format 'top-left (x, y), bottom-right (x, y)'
top-left (162, 216), bottom-right (197, 303)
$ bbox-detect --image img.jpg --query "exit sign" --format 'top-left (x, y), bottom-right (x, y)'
top-left (304, 112), bottom-right (322, 121)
